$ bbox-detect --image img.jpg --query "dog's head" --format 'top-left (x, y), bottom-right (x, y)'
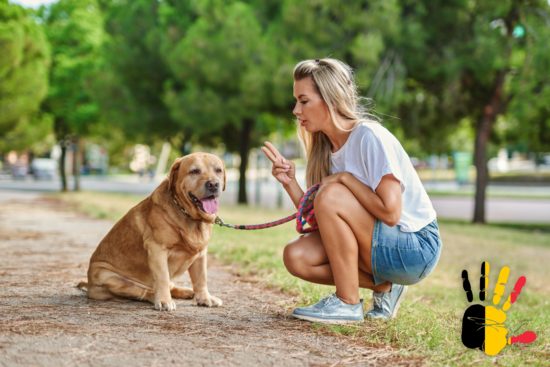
top-left (168, 152), bottom-right (226, 222)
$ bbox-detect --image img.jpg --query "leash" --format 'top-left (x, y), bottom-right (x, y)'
top-left (214, 184), bottom-right (320, 234)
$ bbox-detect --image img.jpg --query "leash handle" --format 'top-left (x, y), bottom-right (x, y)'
top-left (296, 184), bottom-right (320, 233)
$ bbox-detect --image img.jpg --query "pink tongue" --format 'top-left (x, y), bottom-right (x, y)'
top-left (201, 197), bottom-right (219, 214)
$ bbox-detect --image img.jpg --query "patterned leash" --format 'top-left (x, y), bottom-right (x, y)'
top-left (214, 184), bottom-right (320, 234)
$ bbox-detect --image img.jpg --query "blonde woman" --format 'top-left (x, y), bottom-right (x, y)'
top-left (262, 58), bottom-right (442, 323)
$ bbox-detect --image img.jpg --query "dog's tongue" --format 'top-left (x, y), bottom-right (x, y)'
top-left (201, 197), bottom-right (219, 214)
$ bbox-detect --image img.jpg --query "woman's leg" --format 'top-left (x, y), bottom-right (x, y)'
top-left (315, 182), bottom-right (386, 304)
top-left (284, 232), bottom-right (385, 290)
top-left (283, 183), bottom-right (391, 303)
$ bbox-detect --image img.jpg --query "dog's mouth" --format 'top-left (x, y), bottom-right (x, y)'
top-left (189, 193), bottom-right (219, 214)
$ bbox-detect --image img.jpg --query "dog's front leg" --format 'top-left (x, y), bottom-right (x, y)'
top-left (189, 249), bottom-right (222, 307)
top-left (147, 245), bottom-right (176, 311)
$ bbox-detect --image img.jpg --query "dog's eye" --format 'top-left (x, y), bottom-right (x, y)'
top-left (215, 168), bottom-right (223, 174)
top-left (190, 169), bottom-right (201, 175)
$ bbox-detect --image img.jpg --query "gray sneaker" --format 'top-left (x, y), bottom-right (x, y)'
top-left (291, 294), bottom-right (364, 324)
top-left (365, 284), bottom-right (407, 320)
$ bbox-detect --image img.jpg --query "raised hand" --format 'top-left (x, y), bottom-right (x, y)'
top-left (461, 262), bottom-right (537, 356)
top-left (261, 141), bottom-right (296, 185)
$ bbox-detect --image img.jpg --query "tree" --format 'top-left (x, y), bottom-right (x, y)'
top-left (95, 0), bottom-right (182, 145)
top-left (505, 6), bottom-right (550, 164)
top-left (95, 0), bottom-right (404, 203)
top-left (397, 0), bottom-right (550, 223)
top-left (39, 0), bottom-right (104, 191)
top-left (162, 0), bottom-right (282, 203)
top-left (0, 0), bottom-right (50, 153)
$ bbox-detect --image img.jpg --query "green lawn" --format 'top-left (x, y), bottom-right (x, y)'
top-left (426, 190), bottom-right (550, 200)
top-left (55, 191), bottom-right (550, 366)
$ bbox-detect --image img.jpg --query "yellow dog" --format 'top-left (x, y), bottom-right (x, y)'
top-left (78, 153), bottom-right (225, 311)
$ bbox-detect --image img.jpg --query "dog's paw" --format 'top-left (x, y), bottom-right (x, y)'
top-left (171, 286), bottom-right (194, 299)
top-left (194, 292), bottom-right (223, 307)
top-left (154, 296), bottom-right (176, 311)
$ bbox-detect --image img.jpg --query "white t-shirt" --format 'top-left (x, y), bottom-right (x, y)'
top-left (330, 121), bottom-right (436, 232)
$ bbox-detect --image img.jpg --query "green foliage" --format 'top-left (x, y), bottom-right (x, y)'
top-left (0, 0), bottom-right (50, 150)
top-left (0, 113), bottom-right (53, 152)
top-left (506, 2), bottom-right (550, 153)
top-left (162, 1), bottom-right (272, 151)
top-left (39, 0), bottom-right (104, 138)
top-left (3, 0), bottom-right (550, 172)
top-left (396, 0), bottom-right (550, 155)
top-left (96, 0), bottom-right (177, 143)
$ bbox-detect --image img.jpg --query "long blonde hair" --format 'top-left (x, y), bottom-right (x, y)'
top-left (293, 58), bottom-right (377, 186)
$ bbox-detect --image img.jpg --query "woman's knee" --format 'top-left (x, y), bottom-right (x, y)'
top-left (314, 182), bottom-right (349, 210)
top-left (314, 182), bottom-right (375, 224)
top-left (282, 242), bottom-right (304, 276)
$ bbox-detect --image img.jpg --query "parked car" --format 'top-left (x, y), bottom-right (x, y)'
top-left (31, 158), bottom-right (58, 180)
top-left (11, 163), bottom-right (28, 179)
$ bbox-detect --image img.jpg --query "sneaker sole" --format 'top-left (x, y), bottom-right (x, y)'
top-left (364, 312), bottom-right (387, 320)
top-left (292, 313), bottom-right (364, 324)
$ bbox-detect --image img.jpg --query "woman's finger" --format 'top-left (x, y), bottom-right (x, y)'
top-left (264, 141), bottom-right (284, 161)
top-left (261, 146), bottom-right (278, 163)
top-left (273, 168), bottom-right (289, 175)
top-left (272, 160), bottom-right (290, 168)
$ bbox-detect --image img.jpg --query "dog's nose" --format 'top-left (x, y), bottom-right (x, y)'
top-left (205, 181), bottom-right (219, 193)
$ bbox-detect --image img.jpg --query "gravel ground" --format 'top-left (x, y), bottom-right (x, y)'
top-left (0, 190), bottom-right (419, 367)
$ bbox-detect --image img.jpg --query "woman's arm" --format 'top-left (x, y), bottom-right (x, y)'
top-left (261, 141), bottom-right (304, 209)
top-left (325, 172), bottom-right (402, 226)
top-left (283, 179), bottom-right (304, 209)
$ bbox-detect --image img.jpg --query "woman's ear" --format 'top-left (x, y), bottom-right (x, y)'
top-left (168, 158), bottom-right (182, 191)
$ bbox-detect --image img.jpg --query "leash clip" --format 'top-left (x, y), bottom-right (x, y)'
top-left (215, 216), bottom-right (232, 228)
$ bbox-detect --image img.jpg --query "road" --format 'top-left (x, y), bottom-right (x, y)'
top-left (0, 175), bottom-right (549, 223)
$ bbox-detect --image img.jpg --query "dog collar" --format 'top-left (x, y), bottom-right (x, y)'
top-left (170, 191), bottom-right (193, 219)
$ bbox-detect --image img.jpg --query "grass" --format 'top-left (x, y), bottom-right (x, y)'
top-left (416, 168), bottom-right (550, 184)
top-left (426, 190), bottom-right (550, 200)
top-left (54, 191), bottom-right (550, 366)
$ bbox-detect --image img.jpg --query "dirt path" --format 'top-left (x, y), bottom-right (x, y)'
top-left (0, 190), bottom-right (414, 367)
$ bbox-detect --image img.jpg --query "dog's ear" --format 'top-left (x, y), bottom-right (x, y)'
top-left (168, 158), bottom-right (183, 191)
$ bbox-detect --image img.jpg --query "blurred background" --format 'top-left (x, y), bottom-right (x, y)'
top-left (1, 0), bottom-right (550, 224)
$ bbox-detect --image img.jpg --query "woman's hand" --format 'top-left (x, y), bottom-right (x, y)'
top-left (261, 141), bottom-right (296, 186)
top-left (321, 172), bottom-right (351, 186)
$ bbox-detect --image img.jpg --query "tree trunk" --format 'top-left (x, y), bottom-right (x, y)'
top-left (472, 72), bottom-right (506, 223)
top-left (472, 117), bottom-right (491, 223)
top-left (59, 141), bottom-right (68, 192)
top-left (72, 136), bottom-right (81, 191)
top-left (472, 4), bottom-right (518, 224)
top-left (238, 118), bottom-right (254, 204)
top-left (179, 134), bottom-right (192, 156)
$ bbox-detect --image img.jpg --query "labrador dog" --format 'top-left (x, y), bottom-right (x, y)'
top-left (78, 153), bottom-right (224, 311)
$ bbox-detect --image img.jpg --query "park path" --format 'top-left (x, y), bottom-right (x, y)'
top-left (0, 190), bottom-right (418, 367)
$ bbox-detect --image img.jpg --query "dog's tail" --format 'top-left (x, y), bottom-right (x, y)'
top-left (76, 281), bottom-right (88, 293)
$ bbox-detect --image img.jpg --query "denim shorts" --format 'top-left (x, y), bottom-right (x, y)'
top-left (371, 219), bottom-right (442, 286)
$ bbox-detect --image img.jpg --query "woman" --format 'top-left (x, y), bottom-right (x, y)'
top-left (261, 58), bottom-right (442, 323)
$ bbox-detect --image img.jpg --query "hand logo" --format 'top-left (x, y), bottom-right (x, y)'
top-left (461, 262), bottom-right (537, 356)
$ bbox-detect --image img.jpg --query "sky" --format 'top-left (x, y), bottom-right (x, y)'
top-left (9, 0), bottom-right (58, 9)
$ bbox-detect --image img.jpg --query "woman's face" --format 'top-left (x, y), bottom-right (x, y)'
top-left (292, 77), bottom-right (331, 133)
